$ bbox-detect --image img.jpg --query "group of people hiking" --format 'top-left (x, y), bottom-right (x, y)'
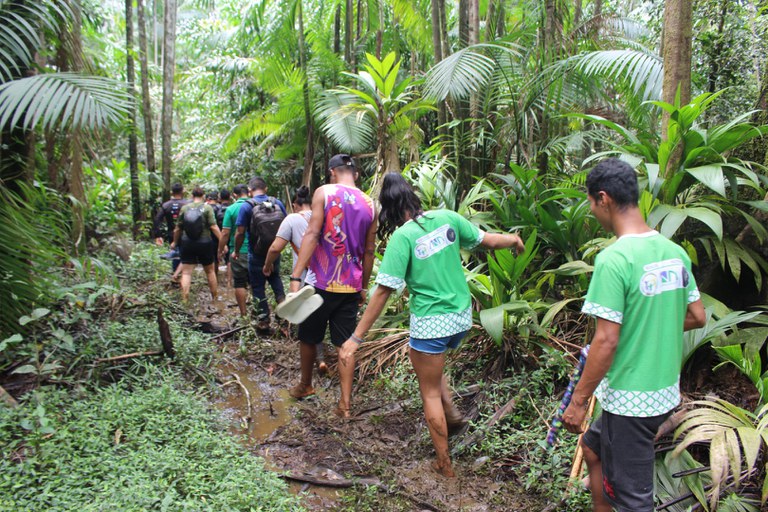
top-left (154, 155), bottom-right (707, 512)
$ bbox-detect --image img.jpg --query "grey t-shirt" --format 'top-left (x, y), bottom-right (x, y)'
top-left (276, 211), bottom-right (316, 285)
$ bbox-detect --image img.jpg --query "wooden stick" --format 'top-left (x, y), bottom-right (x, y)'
top-left (209, 325), bottom-right (246, 341)
top-left (452, 396), bottom-right (517, 455)
top-left (567, 396), bottom-right (596, 486)
top-left (95, 350), bottom-right (163, 363)
top-left (221, 373), bottom-right (252, 421)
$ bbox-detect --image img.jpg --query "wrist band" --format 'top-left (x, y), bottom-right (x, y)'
top-left (350, 333), bottom-right (364, 344)
top-left (290, 277), bottom-right (302, 282)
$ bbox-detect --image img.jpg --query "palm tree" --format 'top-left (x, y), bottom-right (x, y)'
top-left (316, 51), bottom-right (435, 196)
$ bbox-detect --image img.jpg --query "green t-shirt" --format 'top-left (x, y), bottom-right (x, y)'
top-left (582, 231), bottom-right (700, 417)
top-left (375, 209), bottom-right (484, 339)
top-left (178, 202), bottom-right (216, 242)
top-left (222, 198), bottom-right (249, 254)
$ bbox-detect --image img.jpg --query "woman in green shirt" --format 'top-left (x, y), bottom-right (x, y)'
top-left (339, 173), bottom-right (524, 477)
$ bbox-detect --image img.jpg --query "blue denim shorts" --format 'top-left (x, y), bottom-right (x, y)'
top-left (409, 330), bottom-right (468, 355)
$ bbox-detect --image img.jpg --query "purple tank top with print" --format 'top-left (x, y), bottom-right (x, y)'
top-left (310, 184), bottom-right (374, 292)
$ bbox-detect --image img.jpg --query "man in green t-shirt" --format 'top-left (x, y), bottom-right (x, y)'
top-left (563, 159), bottom-right (706, 512)
top-left (217, 184), bottom-right (250, 317)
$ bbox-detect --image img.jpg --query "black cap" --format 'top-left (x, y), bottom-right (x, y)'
top-left (329, 154), bottom-right (355, 170)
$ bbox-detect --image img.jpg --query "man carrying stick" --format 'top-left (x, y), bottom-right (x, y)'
top-left (563, 158), bottom-right (706, 512)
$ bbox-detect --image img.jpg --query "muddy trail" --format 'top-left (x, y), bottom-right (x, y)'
top-left (185, 281), bottom-right (548, 511)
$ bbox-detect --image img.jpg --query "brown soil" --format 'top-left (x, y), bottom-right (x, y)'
top-left (203, 285), bottom-right (548, 511)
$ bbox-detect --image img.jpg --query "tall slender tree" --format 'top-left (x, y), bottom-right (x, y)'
top-left (126, 0), bottom-right (141, 235)
top-left (161, 0), bottom-right (177, 200)
top-left (137, 0), bottom-right (157, 202)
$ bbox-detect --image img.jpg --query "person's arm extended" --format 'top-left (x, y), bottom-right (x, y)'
top-left (233, 226), bottom-right (245, 260)
top-left (360, 209), bottom-right (378, 303)
top-left (210, 224), bottom-right (222, 241)
top-left (562, 318), bottom-right (621, 433)
top-left (480, 232), bottom-right (525, 253)
top-left (153, 205), bottom-right (166, 244)
top-left (338, 285), bottom-right (395, 367)
top-left (217, 227), bottom-right (231, 258)
top-left (290, 188), bottom-right (325, 291)
top-left (263, 237), bottom-right (289, 276)
top-left (684, 299), bottom-right (706, 331)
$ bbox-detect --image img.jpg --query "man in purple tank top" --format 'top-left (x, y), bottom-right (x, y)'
top-left (288, 154), bottom-right (377, 417)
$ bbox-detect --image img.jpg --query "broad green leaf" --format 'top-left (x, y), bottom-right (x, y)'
top-left (12, 364), bottom-right (38, 375)
top-left (545, 260), bottom-right (594, 276)
top-left (685, 207), bottom-right (723, 240)
top-left (686, 165), bottom-right (727, 197)
top-left (0, 333), bottom-right (22, 351)
top-left (724, 328), bottom-right (768, 360)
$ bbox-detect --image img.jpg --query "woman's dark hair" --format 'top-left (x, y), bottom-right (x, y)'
top-left (293, 185), bottom-right (311, 206)
top-left (378, 173), bottom-right (424, 237)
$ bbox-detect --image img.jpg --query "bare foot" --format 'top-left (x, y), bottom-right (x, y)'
top-left (430, 459), bottom-right (455, 478)
top-left (334, 404), bottom-right (350, 419)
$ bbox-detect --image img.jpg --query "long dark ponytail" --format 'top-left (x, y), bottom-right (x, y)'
top-left (378, 173), bottom-right (424, 238)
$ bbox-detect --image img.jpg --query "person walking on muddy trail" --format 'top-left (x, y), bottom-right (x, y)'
top-left (562, 158), bottom-right (706, 512)
top-left (337, 172), bottom-right (524, 478)
top-left (152, 182), bottom-right (189, 282)
top-left (234, 176), bottom-right (287, 332)
top-left (218, 184), bottom-right (251, 318)
top-left (171, 186), bottom-right (222, 304)
top-left (288, 154), bottom-right (376, 416)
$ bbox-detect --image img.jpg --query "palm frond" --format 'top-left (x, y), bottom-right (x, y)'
top-left (314, 90), bottom-right (376, 152)
top-left (0, 0), bottom-right (71, 82)
top-left (0, 72), bottom-right (131, 131)
top-left (423, 47), bottom-right (497, 101)
top-left (562, 48), bottom-right (663, 102)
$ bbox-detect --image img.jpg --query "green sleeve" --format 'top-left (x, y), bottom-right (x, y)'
top-left (204, 205), bottom-right (216, 227)
top-left (450, 211), bottom-right (482, 249)
top-left (376, 231), bottom-right (409, 289)
top-left (683, 254), bottom-right (701, 304)
top-left (582, 251), bottom-right (626, 324)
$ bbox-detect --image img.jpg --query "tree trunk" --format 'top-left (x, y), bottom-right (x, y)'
top-left (297, 1), bottom-right (314, 187)
top-left (661, 0), bottom-right (693, 175)
top-left (137, 0), bottom-right (157, 202)
top-left (345, 0), bottom-right (353, 66)
top-left (706, 0), bottom-right (728, 96)
top-left (574, 0), bottom-right (582, 27)
top-left (126, 0), bottom-right (141, 237)
top-left (333, 5), bottom-right (341, 54)
top-left (161, 0), bottom-right (177, 201)
top-left (439, 0), bottom-right (449, 60)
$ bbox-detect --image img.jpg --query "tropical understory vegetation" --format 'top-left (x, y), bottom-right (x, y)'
top-left (2, 0), bottom-right (768, 510)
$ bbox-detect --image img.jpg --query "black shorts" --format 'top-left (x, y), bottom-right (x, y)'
top-left (581, 410), bottom-right (671, 512)
top-left (297, 288), bottom-right (360, 347)
top-left (180, 239), bottom-right (216, 266)
top-left (231, 255), bottom-right (249, 288)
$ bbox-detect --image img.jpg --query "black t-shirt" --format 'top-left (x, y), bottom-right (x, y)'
top-left (153, 198), bottom-right (190, 241)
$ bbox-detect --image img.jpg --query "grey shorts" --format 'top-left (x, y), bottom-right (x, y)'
top-left (231, 255), bottom-right (249, 289)
top-left (581, 410), bottom-right (671, 512)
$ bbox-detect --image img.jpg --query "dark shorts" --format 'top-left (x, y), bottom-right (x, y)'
top-left (410, 331), bottom-right (468, 354)
top-left (180, 239), bottom-right (216, 266)
top-left (231, 255), bottom-right (249, 288)
top-left (297, 289), bottom-right (360, 347)
top-left (581, 410), bottom-right (671, 512)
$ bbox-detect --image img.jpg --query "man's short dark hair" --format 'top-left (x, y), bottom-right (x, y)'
top-left (206, 191), bottom-right (218, 201)
top-left (586, 158), bottom-right (639, 209)
top-left (233, 184), bottom-right (247, 196)
top-left (191, 186), bottom-right (205, 198)
top-left (220, 188), bottom-right (231, 201)
top-left (248, 177), bottom-right (267, 192)
top-left (171, 182), bottom-right (184, 195)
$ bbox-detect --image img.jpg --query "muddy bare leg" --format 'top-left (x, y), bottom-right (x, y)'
top-left (409, 348), bottom-right (454, 477)
top-left (202, 262), bottom-right (218, 300)
top-left (336, 345), bottom-right (353, 417)
top-left (180, 263), bottom-right (195, 302)
top-left (583, 442), bottom-right (611, 512)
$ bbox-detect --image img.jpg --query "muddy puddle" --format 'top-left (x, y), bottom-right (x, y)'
top-left (212, 356), bottom-right (343, 507)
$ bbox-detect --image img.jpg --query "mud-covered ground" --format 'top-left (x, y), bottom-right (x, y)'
top-left (191, 283), bottom-right (550, 511)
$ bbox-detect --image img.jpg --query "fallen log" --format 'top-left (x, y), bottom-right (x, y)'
top-left (209, 325), bottom-right (247, 341)
top-left (451, 395), bottom-right (517, 456)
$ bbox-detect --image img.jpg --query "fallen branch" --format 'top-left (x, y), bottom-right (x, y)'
top-left (95, 307), bottom-right (175, 363)
top-left (451, 396), bottom-right (518, 455)
top-left (221, 373), bottom-right (252, 421)
top-left (279, 471), bottom-right (443, 511)
top-left (209, 325), bottom-right (247, 342)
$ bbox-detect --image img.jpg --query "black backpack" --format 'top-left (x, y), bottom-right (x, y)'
top-left (248, 197), bottom-right (284, 255)
top-left (182, 204), bottom-right (205, 240)
top-left (215, 203), bottom-right (227, 229)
